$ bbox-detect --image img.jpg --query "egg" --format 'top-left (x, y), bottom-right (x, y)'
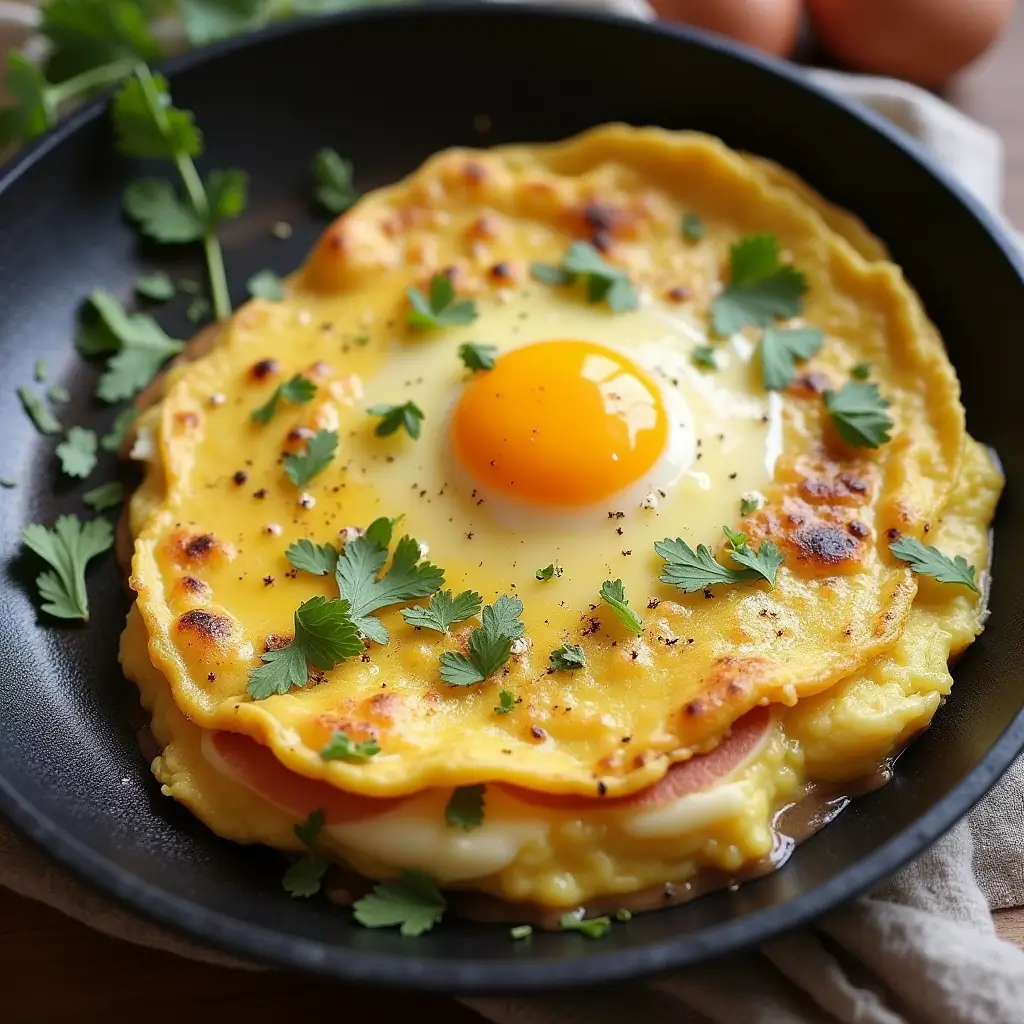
top-left (649, 0), bottom-right (803, 58)
top-left (808, 0), bottom-right (1013, 86)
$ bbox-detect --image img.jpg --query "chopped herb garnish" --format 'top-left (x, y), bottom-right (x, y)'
top-left (889, 537), bottom-right (978, 593)
top-left (682, 212), bottom-right (705, 241)
top-left (445, 784), bottom-right (485, 830)
top-left (510, 924), bottom-right (533, 940)
top-left (711, 234), bottom-right (807, 336)
top-left (824, 381), bottom-right (894, 449)
top-left (439, 594), bottom-right (523, 687)
top-left (407, 274), bottom-right (478, 330)
top-left (47, 386), bottom-right (70, 404)
top-left (458, 342), bottom-right (498, 372)
top-left (282, 809), bottom-right (329, 898)
top-left (186, 296), bottom-right (210, 323)
top-left (34, 358), bottom-right (47, 383)
top-left (851, 361), bottom-right (872, 380)
top-left (135, 271), bottom-right (174, 301)
top-left (759, 326), bottom-right (823, 391)
top-left (83, 481), bottom-right (125, 512)
top-left (251, 373), bottom-right (317, 425)
top-left (18, 386), bottom-right (61, 435)
top-left (559, 913), bottom-right (611, 939)
top-left (600, 578), bottom-right (642, 634)
top-left (313, 147), bottom-right (358, 215)
top-left (495, 689), bottom-right (515, 715)
top-left (0, 478), bottom-right (16, 489)
top-left (656, 527), bottom-right (784, 593)
top-left (247, 269), bottom-right (285, 301)
top-left (615, 908), bottom-right (632, 922)
top-left (21, 514), bottom-right (114, 621)
top-left (367, 400), bottom-right (425, 440)
top-left (535, 563), bottom-right (562, 581)
top-left (401, 589), bottom-right (482, 635)
top-left (549, 644), bottom-right (586, 671)
top-left (246, 595), bottom-right (362, 700)
top-left (722, 526), bottom-right (784, 586)
top-left (283, 428), bottom-right (338, 487)
top-left (285, 538), bottom-right (339, 576)
top-left (530, 241), bottom-right (638, 313)
top-left (56, 427), bottom-right (98, 479)
top-left (740, 495), bottom-right (761, 516)
top-left (353, 869), bottom-right (447, 937)
top-left (101, 407), bottom-right (137, 452)
top-left (321, 730), bottom-right (380, 762)
top-left (336, 516), bottom-right (444, 644)
top-left (691, 345), bottom-right (717, 370)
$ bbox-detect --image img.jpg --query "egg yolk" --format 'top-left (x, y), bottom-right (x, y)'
top-left (450, 340), bottom-right (669, 507)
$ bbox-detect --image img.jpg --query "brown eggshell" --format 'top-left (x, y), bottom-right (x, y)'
top-left (650, 0), bottom-right (804, 58)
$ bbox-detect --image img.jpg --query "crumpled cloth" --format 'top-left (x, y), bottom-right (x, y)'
top-left (1, 2), bottom-right (1023, 1021)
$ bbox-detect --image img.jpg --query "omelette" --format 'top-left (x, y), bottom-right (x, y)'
top-left (118, 126), bottom-right (1002, 927)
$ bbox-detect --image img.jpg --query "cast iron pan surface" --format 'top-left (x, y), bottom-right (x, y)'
top-left (0, 2), bottom-right (1021, 992)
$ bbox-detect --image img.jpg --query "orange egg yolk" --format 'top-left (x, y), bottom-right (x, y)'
top-left (450, 340), bottom-right (669, 507)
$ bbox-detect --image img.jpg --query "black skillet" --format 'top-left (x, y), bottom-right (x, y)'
top-left (0, 1), bottom-right (1022, 994)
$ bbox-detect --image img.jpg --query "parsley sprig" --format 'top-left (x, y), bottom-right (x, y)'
top-left (889, 536), bottom-right (978, 593)
top-left (824, 382), bottom-right (894, 449)
top-left (439, 595), bottom-right (524, 687)
top-left (353, 869), bottom-right (447, 937)
top-left (531, 241), bottom-right (638, 313)
top-left (759, 327), bottom-right (823, 391)
top-left (282, 810), bottom-right (329, 899)
top-left (367, 401), bottom-right (425, 440)
top-left (401, 589), bottom-right (482, 635)
top-left (284, 428), bottom-right (338, 487)
top-left (321, 730), bottom-right (380, 763)
top-left (407, 274), bottom-right (478, 330)
top-left (445, 785), bottom-right (485, 830)
top-left (656, 527), bottom-right (783, 594)
top-left (251, 373), bottom-right (317, 425)
top-left (458, 342), bottom-right (498, 372)
top-left (600, 579), bottom-right (642, 634)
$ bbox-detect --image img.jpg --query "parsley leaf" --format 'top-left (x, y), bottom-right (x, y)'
top-left (247, 595), bottom-right (362, 700)
top-left (407, 274), bottom-right (478, 330)
top-left (283, 428), bottom-right (338, 487)
top-left (760, 326), bottom-right (823, 391)
top-left (283, 809), bottom-right (328, 898)
top-left (536, 563), bottom-right (562, 581)
top-left (439, 594), bottom-right (523, 687)
top-left (889, 536), bottom-right (978, 593)
top-left (313, 147), bottom-right (358, 215)
top-left (247, 269), bottom-right (285, 301)
top-left (101, 407), bottom-right (137, 452)
top-left (21, 514), bottom-right (113, 620)
top-left (530, 241), bottom-right (638, 313)
top-left (56, 426), bottom-right (98, 479)
top-left (367, 401), bottom-right (424, 439)
top-left (83, 481), bottom-right (124, 511)
top-left (135, 271), bottom-right (174, 301)
top-left (76, 290), bottom-right (185, 402)
top-left (559, 913), bottom-right (611, 939)
top-left (112, 71), bottom-right (201, 160)
top-left (824, 381), bottom-right (894, 449)
top-left (458, 342), bottom-right (498, 372)
top-left (321, 730), bottom-right (380, 762)
top-left (123, 179), bottom-right (203, 243)
top-left (723, 526), bottom-right (784, 586)
top-left (353, 869), bottom-right (447, 937)
top-left (711, 234), bottom-right (807, 336)
top-left (600, 579), bottom-right (642, 634)
top-left (740, 495), bottom-right (761, 516)
top-left (691, 345), bottom-right (718, 370)
top-left (851, 361), bottom-right (872, 380)
top-left (336, 519), bottom-right (444, 644)
top-left (655, 528), bottom-right (783, 593)
top-left (682, 212), bottom-right (705, 241)
top-left (495, 689), bottom-right (515, 715)
top-left (17, 387), bottom-right (61, 435)
top-left (251, 373), bottom-right (317, 425)
top-left (178, 0), bottom-right (266, 45)
top-left (401, 589), bottom-right (482, 635)
top-left (550, 644), bottom-right (586, 671)
top-left (445, 784), bottom-right (485, 830)
top-left (286, 539), bottom-right (338, 576)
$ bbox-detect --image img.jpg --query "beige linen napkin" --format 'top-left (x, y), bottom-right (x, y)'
top-left (2, 3), bottom-right (1024, 1021)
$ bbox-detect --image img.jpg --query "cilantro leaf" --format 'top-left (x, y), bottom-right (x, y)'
top-left (536, 563), bottom-right (562, 581)
top-left (458, 342), bottom-right (498, 372)
top-left (691, 345), bottom-right (717, 370)
top-left (101, 407), bottom-right (137, 453)
top-left (321, 730), bottom-right (380, 762)
top-left (367, 401), bottom-right (424, 439)
top-left (247, 269), bottom-right (286, 301)
top-left (286, 539), bottom-right (338, 576)
top-left (252, 373), bottom-right (317, 425)
top-left (401, 589), bottom-right (482, 634)
top-left (313, 147), bottom-right (358, 215)
top-left (17, 387), bottom-right (61, 435)
top-left (495, 689), bottom-right (515, 715)
top-left (711, 234), bottom-right (807, 336)
top-left (682, 212), bottom-right (705, 241)
top-left (283, 428), bottom-right (338, 487)
top-left (135, 271), bottom-right (174, 301)
top-left (247, 595), bottom-right (362, 700)
top-left (439, 595), bottom-right (521, 687)
top-left (83, 481), bottom-right (125, 511)
top-left (407, 274), bottom-right (478, 330)
top-left (559, 913), bottom-right (611, 939)
top-left (283, 809), bottom-right (328, 898)
top-left (824, 381), bottom-right (894, 449)
top-left (600, 579), bottom-right (642, 634)
top-left (178, 0), bottom-right (266, 45)
top-left (123, 179), bottom-right (203, 243)
top-left (445, 784), bottom-right (485, 830)
top-left (723, 527), bottom-right (784, 586)
top-left (21, 514), bottom-right (113, 621)
top-left (549, 644), bottom-right (586, 671)
top-left (889, 536), bottom-right (978, 593)
top-left (112, 72), bottom-right (201, 160)
top-left (336, 522), bottom-right (445, 644)
top-left (851, 361), bottom-right (872, 380)
top-left (353, 869), bottom-right (447, 937)
top-left (530, 242), bottom-right (638, 313)
top-left (760, 326), bottom-right (824, 391)
top-left (655, 536), bottom-right (761, 593)
top-left (56, 426), bottom-right (98, 479)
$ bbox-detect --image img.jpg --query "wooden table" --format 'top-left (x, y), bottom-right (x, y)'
top-left (4, 9), bottom-right (1024, 1021)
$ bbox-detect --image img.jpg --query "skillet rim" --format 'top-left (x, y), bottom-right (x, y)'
top-left (1, 1), bottom-right (1022, 992)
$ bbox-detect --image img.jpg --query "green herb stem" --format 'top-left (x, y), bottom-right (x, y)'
top-left (48, 58), bottom-right (137, 110)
